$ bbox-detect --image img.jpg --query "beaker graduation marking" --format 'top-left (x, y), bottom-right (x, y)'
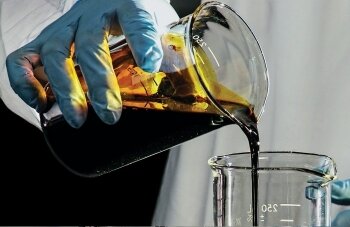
top-left (207, 47), bottom-right (220, 67)
top-left (280, 219), bottom-right (294, 222)
top-left (279, 204), bottom-right (301, 207)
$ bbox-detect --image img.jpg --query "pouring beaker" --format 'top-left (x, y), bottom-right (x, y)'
top-left (208, 151), bottom-right (337, 227)
top-left (37, 1), bottom-right (269, 177)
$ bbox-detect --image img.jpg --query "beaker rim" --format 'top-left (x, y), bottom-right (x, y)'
top-left (208, 151), bottom-right (337, 180)
top-left (187, 1), bottom-right (270, 123)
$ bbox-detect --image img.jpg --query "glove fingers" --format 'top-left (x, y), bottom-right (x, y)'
top-left (332, 179), bottom-right (350, 205)
top-left (40, 23), bottom-right (88, 128)
top-left (75, 13), bottom-right (122, 125)
top-left (6, 48), bottom-right (47, 112)
top-left (117, 0), bottom-right (163, 73)
top-left (332, 209), bottom-right (350, 226)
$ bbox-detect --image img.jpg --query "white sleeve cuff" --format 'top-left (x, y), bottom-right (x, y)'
top-left (0, 0), bottom-right (76, 129)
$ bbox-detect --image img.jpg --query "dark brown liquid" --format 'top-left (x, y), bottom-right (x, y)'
top-left (38, 32), bottom-right (261, 225)
top-left (39, 33), bottom-right (256, 177)
top-left (235, 111), bottom-right (259, 226)
top-left (41, 108), bottom-right (232, 177)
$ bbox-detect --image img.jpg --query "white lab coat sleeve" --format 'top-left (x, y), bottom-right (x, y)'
top-left (0, 0), bottom-right (78, 129)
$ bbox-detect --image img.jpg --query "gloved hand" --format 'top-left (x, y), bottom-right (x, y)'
top-left (331, 179), bottom-right (350, 226)
top-left (332, 179), bottom-right (350, 205)
top-left (332, 210), bottom-right (350, 226)
top-left (6, 0), bottom-right (178, 128)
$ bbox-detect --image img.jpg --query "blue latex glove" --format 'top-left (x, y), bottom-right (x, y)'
top-left (6, 0), bottom-right (178, 128)
top-left (332, 210), bottom-right (350, 226)
top-left (332, 179), bottom-right (350, 205)
top-left (332, 179), bottom-right (350, 226)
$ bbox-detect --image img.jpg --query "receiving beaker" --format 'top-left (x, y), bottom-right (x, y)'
top-left (37, 1), bottom-right (269, 177)
top-left (208, 151), bottom-right (337, 227)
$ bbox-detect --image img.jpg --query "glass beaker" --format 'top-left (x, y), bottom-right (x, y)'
top-left (37, 1), bottom-right (269, 177)
top-left (208, 151), bottom-right (337, 227)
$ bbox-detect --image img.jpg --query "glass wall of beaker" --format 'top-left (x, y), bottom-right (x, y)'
top-left (208, 151), bottom-right (337, 226)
